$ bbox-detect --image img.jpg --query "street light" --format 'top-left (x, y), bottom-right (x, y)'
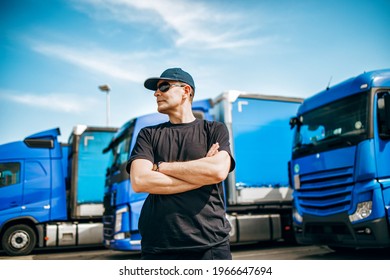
top-left (98, 84), bottom-right (111, 126)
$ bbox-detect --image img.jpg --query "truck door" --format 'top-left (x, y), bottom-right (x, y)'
top-left (21, 159), bottom-right (51, 221)
top-left (375, 91), bottom-right (390, 201)
top-left (0, 162), bottom-right (23, 217)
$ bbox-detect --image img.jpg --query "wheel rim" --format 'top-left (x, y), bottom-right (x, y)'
top-left (10, 230), bottom-right (30, 249)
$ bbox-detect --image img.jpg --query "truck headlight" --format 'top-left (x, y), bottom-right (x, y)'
top-left (349, 201), bottom-right (372, 222)
top-left (293, 208), bottom-right (303, 223)
top-left (115, 206), bottom-right (129, 232)
top-left (294, 174), bottom-right (300, 190)
top-left (114, 233), bottom-right (125, 240)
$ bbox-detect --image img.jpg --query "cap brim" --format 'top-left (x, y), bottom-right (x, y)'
top-left (144, 77), bottom-right (178, 91)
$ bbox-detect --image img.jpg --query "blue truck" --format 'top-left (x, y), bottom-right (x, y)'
top-left (289, 69), bottom-right (390, 250)
top-left (103, 92), bottom-right (302, 251)
top-left (0, 125), bottom-right (117, 256)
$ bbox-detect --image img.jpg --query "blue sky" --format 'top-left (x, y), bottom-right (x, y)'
top-left (1, 0), bottom-right (389, 145)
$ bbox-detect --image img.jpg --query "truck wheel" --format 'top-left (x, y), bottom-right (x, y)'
top-left (1, 224), bottom-right (37, 256)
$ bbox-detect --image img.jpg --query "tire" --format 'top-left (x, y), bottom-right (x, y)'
top-left (1, 224), bottom-right (37, 256)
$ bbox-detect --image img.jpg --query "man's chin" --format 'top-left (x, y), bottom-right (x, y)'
top-left (157, 106), bottom-right (167, 114)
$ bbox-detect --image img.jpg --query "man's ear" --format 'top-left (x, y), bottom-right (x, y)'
top-left (183, 85), bottom-right (192, 100)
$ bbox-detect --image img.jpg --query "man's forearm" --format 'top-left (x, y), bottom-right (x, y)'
top-left (158, 151), bottom-right (230, 185)
top-left (130, 159), bottom-right (202, 195)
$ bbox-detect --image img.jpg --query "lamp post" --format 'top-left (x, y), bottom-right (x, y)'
top-left (98, 84), bottom-right (111, 126)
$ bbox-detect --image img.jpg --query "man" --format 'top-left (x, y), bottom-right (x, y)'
top-left (126, 67), bottom-right (235, 260)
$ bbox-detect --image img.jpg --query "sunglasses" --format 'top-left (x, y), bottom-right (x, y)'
top-left (157, 82), bottom-right (186, 92)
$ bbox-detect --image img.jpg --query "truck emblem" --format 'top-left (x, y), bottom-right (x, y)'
top-left (294, 164), bottom-right (300, 173)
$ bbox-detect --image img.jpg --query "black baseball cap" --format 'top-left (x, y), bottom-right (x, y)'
top-left (144, 67), bottom-right (195, 93)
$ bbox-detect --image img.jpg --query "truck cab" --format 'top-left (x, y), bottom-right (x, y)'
top-left (0, 126), bottom-right (117, 256)
top-left (289, 69), bottom-right (390, 250)
top-left (0, 128), bottom-right (66, 255)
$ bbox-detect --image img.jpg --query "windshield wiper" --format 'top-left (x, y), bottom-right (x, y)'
top-left (316, 134), bottom-right (354, 149)
top-left (294, 142), bottom-right (316, 153)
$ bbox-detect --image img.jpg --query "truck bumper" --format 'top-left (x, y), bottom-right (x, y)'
top-left (294, 213), bottom-right (390, 248)
top-left (105, 238), bottom-right (141, 251)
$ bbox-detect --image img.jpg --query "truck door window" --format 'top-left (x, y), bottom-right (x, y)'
top-left (0, 163), bottom-right (21, 187)
top-left (377, 91), bottom-right (390, 138)
top-left (117, 136), bottom-right (131, 165)
top-left (109, 124), bottom-right (134, 172)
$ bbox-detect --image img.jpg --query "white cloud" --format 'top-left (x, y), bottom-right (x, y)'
top-left (72, 0), bottom-right (265, 50)
top-left (32, 42), bottom-right (147, 82)
top-left (2, 90), bottom-right (99, 113)
top-left (26, 0), bottom-right (271, 83)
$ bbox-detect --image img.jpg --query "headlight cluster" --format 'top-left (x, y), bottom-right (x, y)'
top-left (293, 208), bottom-right (303, 223)
top-left (115, 206), bottom-right (129, 232)
top-left (349, 201), bottom-right (372, 222)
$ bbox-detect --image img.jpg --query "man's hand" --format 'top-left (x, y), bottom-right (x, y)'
top-left (206, 142), bottom-right (219, 157)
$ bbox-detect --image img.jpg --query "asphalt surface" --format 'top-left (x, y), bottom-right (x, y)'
top-left (1, 241), bottom-right (390, 260)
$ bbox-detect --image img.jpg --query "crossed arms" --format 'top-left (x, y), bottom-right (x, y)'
top-left (130, 143), bottom-right (231, 195)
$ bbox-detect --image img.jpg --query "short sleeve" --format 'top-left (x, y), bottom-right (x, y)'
top-left (211, 121), bottom-right (236, 172)
top-left (126, 128), bottom-right (154, 174)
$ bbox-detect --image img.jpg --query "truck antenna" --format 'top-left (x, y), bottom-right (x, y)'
top-left (326, 76), bottom-right (333, 90)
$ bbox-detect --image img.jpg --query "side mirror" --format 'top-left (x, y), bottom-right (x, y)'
top-left (289, 116), bottom-right (302, 129)
top-left (377, 92), bottom-right (390, 138)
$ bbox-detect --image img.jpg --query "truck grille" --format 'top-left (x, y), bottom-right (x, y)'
top-left (103, 214), bottom-right (114, 240)
top-left (103, 191), bottom-right (115, 240)
top-left (296, 166), bottom-right (354, 215)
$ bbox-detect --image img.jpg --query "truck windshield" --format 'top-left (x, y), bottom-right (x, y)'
top-left (293, 92), bottom-right (369, 157)
top-left (107, 124), bottom-right (134, 174)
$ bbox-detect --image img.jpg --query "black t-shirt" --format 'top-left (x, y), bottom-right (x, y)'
top-left (127, 119), bottom-right (235, 254)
